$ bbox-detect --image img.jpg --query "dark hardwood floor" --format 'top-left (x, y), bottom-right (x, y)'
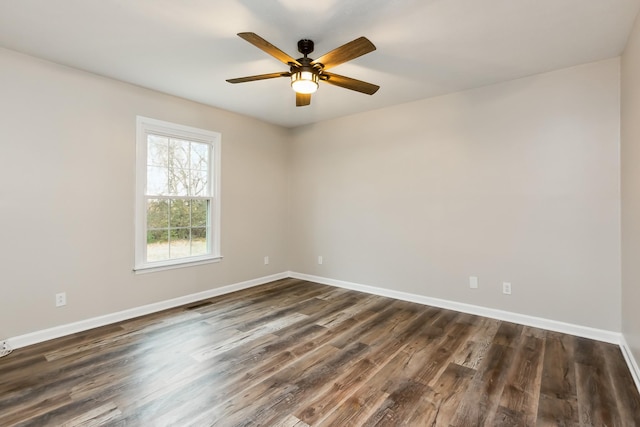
top-left (1, 278), bottom-right (639, 426)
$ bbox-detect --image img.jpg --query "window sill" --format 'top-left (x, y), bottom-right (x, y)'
top-left (134, 255), bottom-right (223, 274)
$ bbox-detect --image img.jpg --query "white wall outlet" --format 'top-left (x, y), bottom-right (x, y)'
top-left (502, 282), bottom-right (512, 295)
top-left (0, 340), bottom-right (12, 358)
top-left (318, 255), bottom-right (323, 265)
top-left (55, 292), bottom-right (67, 307)
top-left (469, 276), bottom-right (478, 289)
top-left (264, 256), bottom-right (269, 265)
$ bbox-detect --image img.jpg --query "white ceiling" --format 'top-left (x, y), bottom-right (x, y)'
top-left (1, 0), bottom-right (639, 128)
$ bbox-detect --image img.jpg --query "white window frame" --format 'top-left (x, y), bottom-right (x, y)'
top-left (134, 116), bottom-right (221, 273)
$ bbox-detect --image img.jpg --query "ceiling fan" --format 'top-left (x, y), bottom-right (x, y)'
top-left (226, 32), bottom-right (380, 107)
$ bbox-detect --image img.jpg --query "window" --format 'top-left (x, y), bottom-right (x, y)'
top-left (135, 117), bottom-right (221, 272)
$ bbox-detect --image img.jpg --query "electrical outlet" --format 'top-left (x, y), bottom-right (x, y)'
top-left (264, 256), bottom-right (269, 265)
top-left (55, 292), bottom-right (67, 307)
top-left (318, 256), bottom-right (323, 265)
top-left (502, 282), bottom-right (512, 295)
top-left (469, 276), bottom-right (478, 289)
top-left (1, 340), bottom-right (12, 358)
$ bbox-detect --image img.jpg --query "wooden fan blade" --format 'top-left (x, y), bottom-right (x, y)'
top-left (237, 32), bottom-right (301, 67)
top-left (226, 72), bottom-right (290, 84)
top-left (296, 93), bottom-right (311, 107)
top-left (311, 37), bottom-right (376, 70)
top-left (321, 72), bottom-right (380, 95)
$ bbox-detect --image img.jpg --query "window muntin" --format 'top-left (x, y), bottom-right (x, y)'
top-left (135, 117), bottom-right (221, 272)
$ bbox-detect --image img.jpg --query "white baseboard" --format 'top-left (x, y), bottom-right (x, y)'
top-left (8, 272), bottom-right (289, 349)
top-left (288, 272), bottom-right (621, 345)
top-left (620, 334), bottom-right (640, 394)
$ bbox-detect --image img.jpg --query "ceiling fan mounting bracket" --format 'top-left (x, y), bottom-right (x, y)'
top-left (297, 39), bottom-right (314, 56)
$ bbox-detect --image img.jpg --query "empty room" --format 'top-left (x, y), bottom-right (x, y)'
top-left (1, 1), bottom-right (640, 425)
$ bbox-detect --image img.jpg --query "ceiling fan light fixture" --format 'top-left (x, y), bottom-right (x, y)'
top-left (227, 33), bottom-right (379, 106)
top-left (291, 70), bottom-right (318, 94)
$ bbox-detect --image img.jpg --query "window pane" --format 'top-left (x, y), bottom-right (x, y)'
top-left (170, 199), bottom-right (190, 227)
top-left (191, 142), bottom-right (209, 170)
top-left (190, 170), bottom-right (209, 196)
top-left (170, 139), bottom-right (190, 169)
top-left (169, 228), bottom-right (190, 259)
top-left (147, 199), bottom-right (211, 261)
top-left (170, 228), bottom-right (190, 240)
top-left (147, 135), bottom-right (169, 167)
top-left (191, 199), bottom-right (208, 227)
top-left (168, 167), bottom-right (189, 196)
top-left (172, 173), bottom-right (189, 195)
top-left (147, 199), bottom-right (169, 228)
top-left (167, 139), bottom-right (190, 196)
top-left (191, 227), bottom-right (207, 240)
top-left (147, 166), bottom-right (168, 195)
top-left (146, 229), bottom-right (169, 262)
top-left (191, 227), bottom-right (208, 256)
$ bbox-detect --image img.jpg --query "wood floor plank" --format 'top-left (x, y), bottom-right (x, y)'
top-left (575, 337), bottom-right (623, 426)
top-left (293, 307), bottom-right (435, 425)
top-left (424, 362), bottom-right (476, 425)
top-left (1, 279), bottom-right (639, 426)
top-left (450, 342), bottom-right (517, 426)
top-left (60, 401), bottom-right (121, 427)
top-left (205, 343), bottom-right (355, 426)
top-left (497, 334), bottom-right (545, 425)
top-left (451, 316), bottom-right (501, 369)
top-left (315, 294), bottom-right (385, 328)
top-left (600, 342), bottom-right (640, 426)
top-left (261, 307), bottom-right (434, 426)
top-left (361, 379), bottom-right (432, 426)
top-left (154, 297), bottom-right (384, 425)
top-left (536, 331), bottom-right (580, 426)
top-left (271, 414), bottom-right (311, 427)
top-left (295, 357), bottom-right (380, 425)
top-left (316, 349), bottom-right (412, 426)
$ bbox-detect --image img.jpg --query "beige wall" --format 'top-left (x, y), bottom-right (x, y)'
top-left (289, 59), bottom-right (621, 331)
top-left (0, 45), bottom-right (626, 340)
top-left (622, 14), bottom-right (640, 366)
top-left (0, 48), bottom-right (290, 338)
